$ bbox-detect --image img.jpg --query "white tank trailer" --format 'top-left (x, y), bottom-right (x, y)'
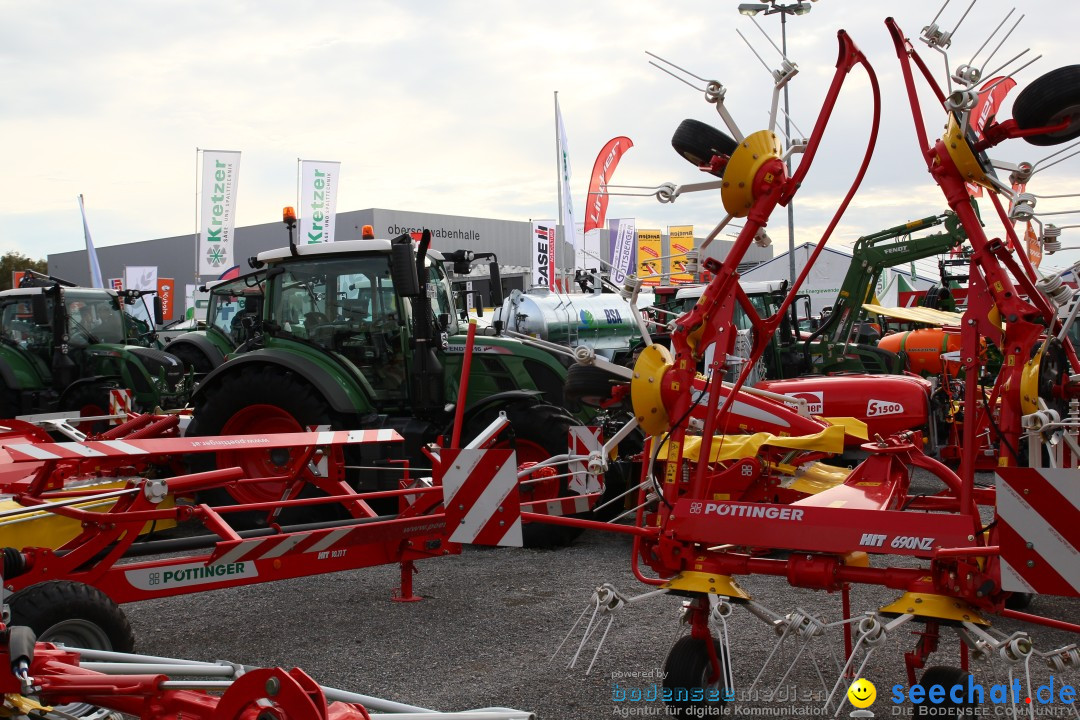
top-left (494, 289), bottom-right (649, 357)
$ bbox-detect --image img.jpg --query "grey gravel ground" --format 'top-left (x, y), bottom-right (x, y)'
top-left (120, 471), bottom-right (1080, 719)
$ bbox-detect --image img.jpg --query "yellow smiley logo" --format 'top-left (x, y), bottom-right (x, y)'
top-left (847, 678), bottom-right (877, 709)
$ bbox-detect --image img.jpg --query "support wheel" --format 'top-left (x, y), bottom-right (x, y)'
top-left (914, 666), bottom-right (976, 717)
top-left (8, 580), bottom-right (134, 651)
top-left (1013, 65), bottom-right (1080, 146)
top-left (671, 119), bottom-right (739, 174)
top-left (186, 367), bottom-right (340, 526)
top-left (663, 635), bottom-right (731, 717)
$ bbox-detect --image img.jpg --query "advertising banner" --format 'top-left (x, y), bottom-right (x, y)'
top-left (157, 278), bottom-right (175, 321)
top-left (669, 225), bottom-right (695, 284)
top-left (198, 150), bottom-right (241, 277)
top-left (584, 137), bottom-right (633, 234)
top-left (299, 160), bottom-right (340, 244)
top-left (124, 266), bottom-right (158, 325)
top-left (556, 99), bottom-right (579, 267)
top-left (608, 218), bottom-right (636, 286)
top-left (11, 271), bottom-right (25, 289)
top-left (637, 229), bottom-right (662, 286)
top-left (108, 278), bottom-right (123, 291)
top-left (531, 220), bottom-right (556, 289)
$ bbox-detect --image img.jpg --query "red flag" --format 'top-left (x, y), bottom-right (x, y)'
top-left (584, 137), bottom-right (633, 234)
top-left (965, 76), bottom-right (1017, 198)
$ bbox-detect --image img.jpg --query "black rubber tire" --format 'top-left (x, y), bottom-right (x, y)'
top-left (9, 580), bottom-right (134, 652)
top-left (913, 666), bottom-right (976, 717)
top-left (1013, 65), bottom-right (1080, 146)
top-left (672, 119), bottom-right (739, 173)
top-left (186, 366), bottom-right (338, 526)
top-left (166, 342), bottom-right (217, 375)
top-left (1004, 591), bottom-right (1034, 610)
top-left (563, 364), bottom-right (629, 410)
top-left (663, 635), bottom-right (732, 717)
top-left (464, 402), bottom-right (581, 548)
top-left (61, 385), bottom-right (114, 436)
top-left (921, 285), bottom-right (953, 311)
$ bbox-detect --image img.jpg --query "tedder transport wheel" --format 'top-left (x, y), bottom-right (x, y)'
top-left (913, 666), bottom-right (976, 717)
top-left (663, 635), bottom-right (732, 717)
top-left (563, 364), bottom-right (629, 410)
top-left (9, 580), bottom-right (134, 651)
top-left (186, 367), bottom-right (339, 525)
top-left (671, 118), bottom-right (739, 174)
top-left (1012, 65), bottom-right (1080, 146)
top-left (466, 402), bottom-right (581, 548)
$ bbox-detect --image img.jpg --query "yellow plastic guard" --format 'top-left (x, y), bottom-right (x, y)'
top-left (660, 424), bottom-right (847, 464)
top-left (662, 571), bottom-right (751, 599)
top-left (721, 130), bottom-right (784, 218)
top-left (789, 462), bottom-right (852, 495)
top-left (631, 343), bottom-right (673, 436)
top-left (942, 114), bottom-right (994, 191)
top-left (879, 592), bottom-right (989, 625)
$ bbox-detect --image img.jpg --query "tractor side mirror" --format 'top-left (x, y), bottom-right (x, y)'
top-left (31, 295), bottom-right (48, 326)
top-left (488, 261), bottom-right (503, 307)
top-left (153, 296), bottom-right (164, 326)
top-left (391, 238), bottom-right (420, 297)
top-left (474, 292), bottom-right (484, 318)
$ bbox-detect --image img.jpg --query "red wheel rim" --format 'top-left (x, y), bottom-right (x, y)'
top-left (218, 404), bottom-right (311, 505)
top-left (75, 402), bottom-right (109, 436)
top-left (497, 437), bottom-right (561, 502)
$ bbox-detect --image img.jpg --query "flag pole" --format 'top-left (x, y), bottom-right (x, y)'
top-left (554, 91), bottom-right (561, 292)
top-left (194, 147), bottom-right (201, 285)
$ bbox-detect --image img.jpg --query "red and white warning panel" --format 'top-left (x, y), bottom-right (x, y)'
top-left (1, 428), bottom-right (402, 463)
top-left (441, 448), bottom-right (522, 547)
top-left (568, 425), bottom-right (602, 495)
top-left (109, 388), bottom-right (133, 423)
top-left (996, 467), bottom-right (1080, 597)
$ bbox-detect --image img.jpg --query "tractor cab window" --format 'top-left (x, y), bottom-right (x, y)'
top-left (268, 256), bottom-right (407, 402)
top-left (0, 296), bottom-right (51, 349)
top-left (208, 277), bottom-right (263, 345)
top-left (65, 292), bottom-right (125, 346)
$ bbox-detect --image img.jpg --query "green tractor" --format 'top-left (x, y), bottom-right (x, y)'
top-left (163, 270), bottom-right (266, 376)
top-left (0, 272), bottom-right (193, 427)
top-left (185, 223), bottom-right (587, 543)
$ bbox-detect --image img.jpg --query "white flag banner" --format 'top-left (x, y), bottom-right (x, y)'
top-left (609, 217), bottom-right (636, 286)
top-left (556, 98), bottom-right (580, 267)
top-left (532, 220), bottom-right (556, 290)
top-left (124, 265), bottom-right (158, 325)
top-left (198, 150), bottom-right (241, 277)
top-left (299, 160), bottom-right (341, 244)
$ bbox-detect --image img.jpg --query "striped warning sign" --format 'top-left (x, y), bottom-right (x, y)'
top-left (109, 389), bottom-right (133, 424)
top-left (441, 448), bottom-right (522, 547)
top-left (568, 425), bottom-right (602, 495)
top-left (996, 468), bottom-right (1080, 597)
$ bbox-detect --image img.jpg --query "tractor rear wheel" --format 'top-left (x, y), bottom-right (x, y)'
top-left (61, 385), bottom-right (113, 436)
top-left (186, 367), bottom-right (340, 525)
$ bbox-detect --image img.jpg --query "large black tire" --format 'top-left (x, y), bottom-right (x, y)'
top-left (61, 384), bottom-right (114, 436)
top-left (671, 119), bottom-right (739, 174)
top-left (663, 635), bottom-right (732, 717)
top-left (913, 666), bottom-right (976, 717)
top-left (9, 580), bottom-right (134, 651)
top-left (1013, 65), bottom-right (1080, 146)
top-left (186, 367), bottom-right (338, 526)
top-left (563, 364), bottom-right (629, 410)
top-left (166, 342), bottom-right (217, 375)
top-left (465, 402), bottom-right (581, 548)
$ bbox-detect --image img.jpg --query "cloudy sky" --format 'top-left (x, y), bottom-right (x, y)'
top-left (2, 0), bottom-right (1079, 277)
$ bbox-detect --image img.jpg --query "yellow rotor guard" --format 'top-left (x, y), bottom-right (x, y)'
top-left (631, 343), bottom-right (673, 436)
top-left (721, 130), bottom-right (784, 218)
top-left (942, 114), bottom-right (993, 191)
top-left (879, 592), bottom-right (989, 626)
top-left (1020, 341), bottom-right (1046, 415)
top-left (662, 571), bottom-right (751, 600)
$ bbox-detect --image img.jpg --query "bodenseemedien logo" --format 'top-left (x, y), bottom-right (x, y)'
top-left (848, 678), bottom-right (876, 717)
